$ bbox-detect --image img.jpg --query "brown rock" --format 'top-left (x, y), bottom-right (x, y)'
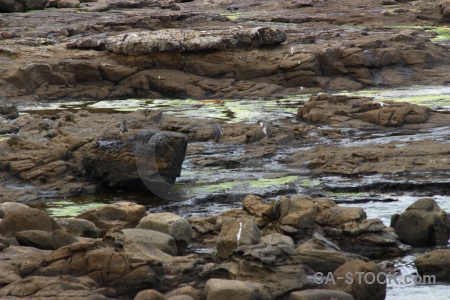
top-left (204, 278), bottom-right (270, 300)
top-left (0, 206), bottom-right (61, 238)
top-left (415, 249), bottom-right (450, 282)
top-left (290, 289), bottom-right (354, 300)
top-left (77, 201), bottom-right (146, 232)
top-left (391, 198), bottom-right (450, 246)
top-left (297, 249), bottom-right (369, 273)
top-left (134, 289), bottom-right (165, 300)
top-left (216, 217), bottom-right (261, 258)
top-left (315, 207), bottom-right (366, 226)
top-left (136, 212), bottom-right (192, 255)
top-left (326, 259), bottom-right (386, 300)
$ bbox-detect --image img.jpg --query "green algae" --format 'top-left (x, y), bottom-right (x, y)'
top-left (299, 179), bottom-right (322, 187)
top-left (44, 200), bottom-right (105, 218)
top-left (249, 175), bottom-right (298, 188)
top-left (0, 135), bottom-right (10, 141)
top-left (334, 86), bottom-right (450, 109)
top-left (384, 25), bottom-right (450, 42)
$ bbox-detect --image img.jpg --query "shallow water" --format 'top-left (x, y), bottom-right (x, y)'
top-left (17, 85), bottom-right (450, 299)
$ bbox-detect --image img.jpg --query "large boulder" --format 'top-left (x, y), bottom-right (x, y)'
top-left (325, 259), bottom-right (386, 300)
top-left (83, 129), bottom-right (188, 196)
top-left (137, 212), bottom-right (192, 255)
top-left (391, 198), bottom-right (450, 246)
top-left (216, 217), bottom-right (261, 258)
top-left (415, 249), bottom-right (450, 282)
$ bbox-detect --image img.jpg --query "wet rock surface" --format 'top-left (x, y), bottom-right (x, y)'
top-left (1, 0), bottom-right (450, 102)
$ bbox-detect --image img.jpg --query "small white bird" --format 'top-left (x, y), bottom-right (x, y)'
top-left (212, 123), bottom-right (224, 142)
top-left (257, 120), bottom-right (275, 138)
top-left (119, 119), bottom-right (128, 134)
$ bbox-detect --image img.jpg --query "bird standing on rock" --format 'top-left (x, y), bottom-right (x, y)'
top-left (257, 120), bottom-right (274, 138)
top-left (119, 119), bottom-right (128, 134)
top-left (212, 123), bottom-right (223, 142)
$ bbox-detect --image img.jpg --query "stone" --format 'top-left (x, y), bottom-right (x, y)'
top-left (326, 259), bottom-right (386, 300)
top-left (391, 198), bottom-right (450, 246)
top-left (134, 289), bottom-right (165, 300)
top-left (278, 195), bottom-right (336, 219)
top-left (415, 249), bottom-right (450, 282)
top-left (439, 0), bottom-right (450, 19)
top-left (0, 205), bottom-right (61, 238)
top-left (102, 27), bottom-right (287, 55)
top-left (242, 194), bottom-right (279, 220)
top-left (57, 0), bottom-right (80, 8)
top-left (216, 217), bottom-right (261, 258)
top-left (41, 242), bottom-right (160, 295)
top-left (137, 212), bottom-right (192, 255)
top-left (204, 278), bottom-right (270, 300)
top-left (214, 243), bottom-right (312, 298)
top-left (0, 105), bottom-right (19, 120)
top-left (122, 228), bottom-right (177, 257)
top-left (77, 201), bottom-right (146, 232)
top-left (315, 207), bottom-right (367, 226)
top-left (57, 218), bottom-right (100, 238)
top-left (0, 0), bottom-right (47, 12)
top-left (297, 249), bottom-right (369, 273)
top-left (15, 229), bottom-right (77, 250)
top-left (290, 289), bottom-right (354, 300)
top-left (164, 286), bottom-right (203, 300)
top-left (0, 275), bottom-right (108, 299)
top-left (259, 233), bottom-right (294, 247)
top-left (0, 202), bottom-right (30, 218)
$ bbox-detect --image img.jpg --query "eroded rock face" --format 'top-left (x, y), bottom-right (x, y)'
top-left (94, 27), bottom-right (287, 54)
top-left (391, 198), bottom-right (450, 247)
